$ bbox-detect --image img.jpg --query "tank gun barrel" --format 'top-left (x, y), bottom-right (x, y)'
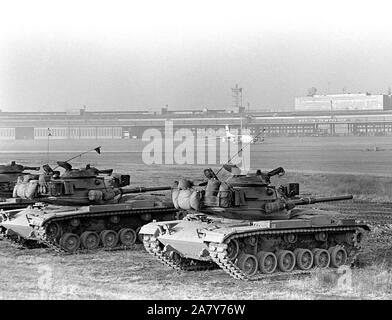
top-left (97, 169), bottom-right (113, 175)
top-left (291, 195), bottom-right (353, 206)
top-left (267, 167), bottom-right (285, 177)
top-left (120, 186), bottom-right (172, 194)
top-left (22, 166), bottom-right (40, 171)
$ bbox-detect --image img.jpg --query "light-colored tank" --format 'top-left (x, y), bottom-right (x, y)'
top-left (140, 167), bottom-right (370, 280)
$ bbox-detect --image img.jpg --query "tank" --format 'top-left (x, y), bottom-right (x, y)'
top-left (0, 161), bottom-right (40, 209)
top-left (0, 162), bottom-right (179, 253)
top-left (140, 167), bottom-right (370, 280)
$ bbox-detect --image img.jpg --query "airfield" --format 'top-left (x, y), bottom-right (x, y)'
top-left (1, 135), bottom-right (392, 299)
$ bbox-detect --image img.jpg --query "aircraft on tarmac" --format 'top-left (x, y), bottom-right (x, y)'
top-left (220, 125), bottom-right (264, 144)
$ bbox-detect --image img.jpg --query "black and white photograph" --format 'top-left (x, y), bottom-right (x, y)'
top-left (1, 0), bottom-right (392, 304)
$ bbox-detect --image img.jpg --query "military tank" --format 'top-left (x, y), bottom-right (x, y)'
top-left (0, 161), bottom-right (40, 210)
top-left (140, 166), bottom-right (370, 280)
top-left (0, 161), bottom-right (178, 253)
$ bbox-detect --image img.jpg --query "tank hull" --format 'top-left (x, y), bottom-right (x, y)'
top-left (140, 210), bottom-right (370, 280)
top-left (0, 208), bottom-right (34, 238)
top-left (0, 199), bottom-right (179, 253)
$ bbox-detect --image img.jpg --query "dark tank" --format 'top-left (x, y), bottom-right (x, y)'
top-left (0, 161), bottom-right (178, 253)
top-left (140, 166), bottom-right (370, 280)
top-left (0, 161), bottom-right (40, 209)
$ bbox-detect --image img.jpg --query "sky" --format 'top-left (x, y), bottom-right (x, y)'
top-left (1, 0), bottom-right (392, 112)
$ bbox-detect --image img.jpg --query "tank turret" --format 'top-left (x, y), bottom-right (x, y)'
top-left (0, 161), bottom-right (40, 174)
top-left (56, 162), bottom-right (113, 178)
top-left (140, 166), bottom-right (370, 281)
top-left (10, 161), bottom-right (171, 206)
top-left (0, 161), bottom-right (40, 198)
top-left (171, 167), bottom-right (353, 220)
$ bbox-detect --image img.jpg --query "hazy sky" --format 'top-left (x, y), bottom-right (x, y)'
top-left (1, 0), bottom-right (392, 112)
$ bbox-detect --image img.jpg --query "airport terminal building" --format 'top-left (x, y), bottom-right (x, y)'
top-left (295, 93), bottom-right (392, 112)
top-left (2, 93), bottom-right (392, 140)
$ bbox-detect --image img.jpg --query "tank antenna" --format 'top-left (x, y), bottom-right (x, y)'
top-left (51, 146), bottom-right (102, 170)
top-left (215, 129), bottom-right (265, 176)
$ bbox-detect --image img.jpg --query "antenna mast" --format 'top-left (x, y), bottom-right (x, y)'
top-left (232, 84), bottom-right (244, 135)
top-left (232, 84), bottom-right (243, 112)
top-left (51, 146), bottom-right (102, 170)
top-left (46, 128), bottom-right (52, 163)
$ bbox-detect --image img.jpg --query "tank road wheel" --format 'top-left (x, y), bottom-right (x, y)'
top-left (312, 248), bottom-right (330, 268)
top-left (118, 228), bottom-right (136, 246)
top-left (226, 239), bottom-right (240, 261)
top-left (60, 233), bottom-right (80, 253)
top-left (328, 246), bottom-right (347, 268)
top-left (257, 251), bottom-right (277, 274)
top-left (276, 250), bottom-right (296, 272)
top-left (135, 226), bottom-right (143, 243)
top-left (294, 248), bottom-right (314, 270)
top-left (100, 230), bottom-right (119, 248)
top-left (45, 222), bottom-right (62, 239)
top-left (80, 231), bottom-right (100, 250)
top-left (237, 254), bottom-right (258, 276)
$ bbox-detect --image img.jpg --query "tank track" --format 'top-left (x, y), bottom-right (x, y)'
top-left (207, 226), bottom-right (366, 281)
top-left (36, 236), bottom-right (144, 255)
top-left (0, 233), bottom-right (45, 250)
top-left (33, 207), bottom-right (179, 254)
top-left (143, 236), bottom-right (217, 272)
top-left (0, 207), bottom-right (178, 254)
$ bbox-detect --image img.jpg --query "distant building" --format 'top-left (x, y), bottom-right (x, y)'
top-left (295, 93), bottom-right (392, 112)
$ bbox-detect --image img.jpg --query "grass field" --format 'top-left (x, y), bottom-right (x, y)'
top-left (1, 218), bottom-right (392, 300)
top-left (1, 136), bottom-right (392, 299)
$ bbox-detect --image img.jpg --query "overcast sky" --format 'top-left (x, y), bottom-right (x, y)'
top-left (1, 0), bottom-right (392, 112)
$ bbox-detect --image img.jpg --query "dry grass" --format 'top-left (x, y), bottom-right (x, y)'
top-left (1, 137), bottom-right (392, 299)
top-left (1, 164), bottom-right (392, 299)
top-left (1, 223), bottom-right (392, 300)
